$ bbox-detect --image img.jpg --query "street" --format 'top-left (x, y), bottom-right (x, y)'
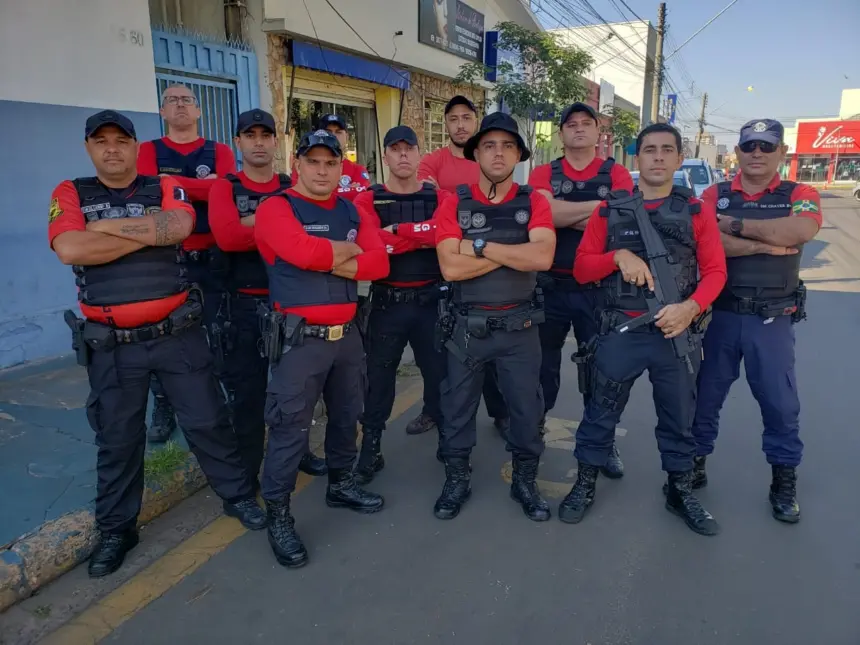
top-left (16, 193), bottom-right (860, 645)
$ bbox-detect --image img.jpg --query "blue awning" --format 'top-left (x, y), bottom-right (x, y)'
top-left (291, 41), bottom-right (410, 90)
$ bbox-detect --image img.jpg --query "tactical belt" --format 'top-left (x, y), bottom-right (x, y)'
top-left (371, 282), bottom-right (438, 305)
top-left (302, 322), bottom-right (352, 342)
top-left (538, 272), bottom-right (596, 292)
top-left (716, 295), bottom-right (799, 318)
top-left (185, 249), bottom-right (213, 263)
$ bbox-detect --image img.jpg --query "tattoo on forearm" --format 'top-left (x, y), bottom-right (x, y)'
top-left (119, 223), bottom-right (150, 236)
top-left (153, 211), bottom-right (183, 246)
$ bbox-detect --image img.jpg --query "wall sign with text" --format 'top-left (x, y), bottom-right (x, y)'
top-left (418, 0), bottom-right (485, 61)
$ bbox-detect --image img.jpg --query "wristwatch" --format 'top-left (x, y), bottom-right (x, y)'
top-left (391, 223), bottom-right (399, 235)
top-left (729, 218), bottom-right (744, 237)
top-left (473, 238), bottom-right (487, 258)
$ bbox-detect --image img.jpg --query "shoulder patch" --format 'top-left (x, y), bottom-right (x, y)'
top-left (48, 197), bottom-right (63, 223)
top-left (792, 200), bottom-right (819, 214)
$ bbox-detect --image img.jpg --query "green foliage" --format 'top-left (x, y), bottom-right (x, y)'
top-left (602, 105), bottom-right (640, 146)
top-left (454, 21), bottom-right (594, 122)
top-left (144, 440), bottom-right (188, 483)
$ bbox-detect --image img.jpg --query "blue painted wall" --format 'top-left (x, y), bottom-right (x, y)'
top-left (0, 101), bottom-right (162, 368)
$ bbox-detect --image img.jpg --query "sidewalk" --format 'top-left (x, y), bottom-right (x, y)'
top-left (0, 352), bottom-right (337, 611)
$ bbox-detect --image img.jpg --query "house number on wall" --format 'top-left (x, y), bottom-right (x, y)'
top-left (118, 28), bottom-right (145, 47)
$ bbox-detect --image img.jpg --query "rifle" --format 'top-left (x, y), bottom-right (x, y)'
top-left (611, 193), bottom-right (700, 374)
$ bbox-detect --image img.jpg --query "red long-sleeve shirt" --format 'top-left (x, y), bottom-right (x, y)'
top-left (290, 158), bottom-right (370, 202)
top-left (352, 186), bottom-right (450, 288)
top-left (574, 196), bottom-right (727, 313)
top-left (209, 172), bottom-right (286, 296)
top-left (137, 137), bottom-right (237, 250)
top-left (255, 188), bottom-right (389, 325)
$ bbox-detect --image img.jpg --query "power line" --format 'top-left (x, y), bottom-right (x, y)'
top-left (664, 0), bottom-right (740, 62)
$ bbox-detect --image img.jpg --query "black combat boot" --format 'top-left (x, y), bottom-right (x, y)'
top-left (601, 443), bottom-right (625, 479)
top-left (558, 464), bottom-right (599, 524)
top-left (662, 455), bottom-right (708, 496)
top-left (510, 456), bottom-right (551, 522)
top-left (88, 530), bottom-right (139, 578)
top-left (354, 427), bottom-right (385, 485)
top-left (266, 497), bottom-right (308, 568)
top-left (665, 471), bottom-right (721, 536)
top-left (769, 465), bottom-right (800, 523)
top-left (434, 457), bottom-right (472, 520)
top-left (299, 451), bottom-right (328, 476)
top-left (405, 413), bottom-right (437, 435)
top-left (146, 395), bottom-right (176, 443)
top-left (325, 468), bottom-right (385, 513)
top-left (223, 497), bottom-right (267, 530)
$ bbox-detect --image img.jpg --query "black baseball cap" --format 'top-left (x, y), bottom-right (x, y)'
top-left (296, 129), bottom-right (343, 158)
top-left (738, 119), bottom-right (784, 146)
top-left (316, 114), bottom-right (347, 131)
top-left (236, 109), bottom-right (276, 136)
top-left (444, 95), bottom-right (477, 116)
top-left (558, 102), bottom-right (599, 127)
top-left (85, 110), bottom-right (136, 139)
top-left (463, 112), bottom-right (530, 162)
top-left (383, 125), bottom-right (419, 148)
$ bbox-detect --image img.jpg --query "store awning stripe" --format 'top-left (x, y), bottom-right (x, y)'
top-left (291, 41), bottom-right (410, 90)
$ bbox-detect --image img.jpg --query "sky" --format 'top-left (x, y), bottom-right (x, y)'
top-left (532, 0), bottom-right (860, 144)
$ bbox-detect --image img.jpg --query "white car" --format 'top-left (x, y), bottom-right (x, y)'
top-left (853, 179), bottom-right (860, 202)
top-left (630, 170), bottom-right (694, 190)
top-left (680, 159), bottom-right (718, 197)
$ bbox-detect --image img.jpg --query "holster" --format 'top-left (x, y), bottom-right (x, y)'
top-left (690, 307), bottom-right (713, 335)
top-left (434, 284), bottom-right (454, 353)
top-left (63, 310), bottom-right (90, 366)
top-left (356, 295), bottom-right (372, 340)
top-left (168, 289), bottom-right (204, 334)
top-left (571, 336), bottom-right (598, 396)
top-left (791, 283), bottom-right (807, 324)
top-left (257, 302), bottom-right (284, 365)
top-left (81, 321), bottom-right (117, 353)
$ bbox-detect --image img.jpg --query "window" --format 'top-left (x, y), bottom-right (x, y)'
top-left (424, 101), bottom-right (446, 152)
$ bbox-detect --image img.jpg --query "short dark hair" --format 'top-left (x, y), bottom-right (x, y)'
top-left (635, 123), bottom-right (683, 155)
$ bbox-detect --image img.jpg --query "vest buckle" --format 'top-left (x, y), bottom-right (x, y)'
top-left (326, 324), bottom-right (344, 341)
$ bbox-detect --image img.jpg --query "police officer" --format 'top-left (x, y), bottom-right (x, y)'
top-left (433, 113), bottom-right (556, 522)
top-left (137, 83), bottom-right (238, 443)
top-left (291, 114), bottom-right (371, 201)
top-left (48, 110), bottom-right (265, 578)
top-left (254, 130), bottom-right (390, 568)
top-left (561, 124), bottom-right (726, 536)
top-left (208, 109), bottom-right (327, 488)
top-left (528, 102), bottom-right (634, 478)
top-left (419, 95), bottom-right (511, 437)
top-left (352, 126), bottom-right (449, 482)
top-left (693, 119), bottom-right (821, 523)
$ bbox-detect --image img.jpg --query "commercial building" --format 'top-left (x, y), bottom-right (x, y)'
top-left (783, 89), bottom-right (860, 184)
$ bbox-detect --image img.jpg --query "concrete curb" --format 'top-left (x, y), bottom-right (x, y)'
top-left (0, 401), bottom-right (328, 613)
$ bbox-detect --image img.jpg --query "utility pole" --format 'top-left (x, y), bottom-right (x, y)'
top-left (694, 92), bottom-right (708, 158)
top-left (649, 2), bottom-right (666, 124)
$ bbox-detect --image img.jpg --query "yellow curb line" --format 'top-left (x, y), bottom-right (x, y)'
top-left (40, 381), bottom-right (425, 645)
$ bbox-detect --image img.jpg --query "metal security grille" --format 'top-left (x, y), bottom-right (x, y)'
top-left (155, 72), bottom-right (239, 156)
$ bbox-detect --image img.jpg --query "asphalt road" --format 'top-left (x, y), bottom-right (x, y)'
top-left (38, 194), bottom-right (860, 645)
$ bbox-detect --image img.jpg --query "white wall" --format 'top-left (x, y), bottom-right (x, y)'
top-left (0, 0), bottom-right (158, 112)
top-left (552, 21), bottom-right (655, 124)
top-left (261, 0), bottom-right (537, 80)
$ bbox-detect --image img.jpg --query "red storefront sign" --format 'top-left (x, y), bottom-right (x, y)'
top-left (795, 121), bottom-right (860, 155)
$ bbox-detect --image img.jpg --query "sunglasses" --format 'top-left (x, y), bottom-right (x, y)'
top-left (739, 140), bottom-right (779, 154)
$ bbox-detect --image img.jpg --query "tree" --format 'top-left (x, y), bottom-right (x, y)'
top-left (454, 21), bottom-right (594, 170)
top-left (602, 104), bottom-right (640, 152)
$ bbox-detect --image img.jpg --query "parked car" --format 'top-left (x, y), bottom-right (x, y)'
top-left (853, 179), bottom-right (860, 201)
top-left (680, 159), bottom-right (718, 197)
top-left (630, 170), bottom-right (694, 190)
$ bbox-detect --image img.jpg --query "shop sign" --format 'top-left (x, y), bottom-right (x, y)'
top-left (795, 121), bottom-right (860, 155)
top-left (418, 0), bottom-right (485, 61)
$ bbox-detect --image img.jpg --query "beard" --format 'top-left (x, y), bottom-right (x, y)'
top-left (450, 138), bottom-right (466, 149)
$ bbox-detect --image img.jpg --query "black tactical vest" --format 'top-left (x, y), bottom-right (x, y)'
top-left (72, 176), bottom-right (187, 307)
top-left (453, 185), bottom-right (536, 307)
top-left (548, 157), bottom-right (615, 271)
top-left (370, 183), bottom-right (441, 284)
top-left (714, 180), bottom-right (801, 308)
top-left (266, 194), bottom-right (360, 309)
top-left (153, 139), bottom-right (217, 235)
top-left (225, 173), bottom-right (291, 292)
top-left (600, 186), bottom-right (699, 312)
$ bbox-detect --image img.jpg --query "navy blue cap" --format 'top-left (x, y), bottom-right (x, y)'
top-left (236, 109), bottom-right (276, 136)
top-left (463, 112), bottom-right (530, 162)
top-left (738, 119), bottom-right (784, 146)
top-left (383, 125), bottom-right (419, 148)
top-left (296, 130), bottom-right (343, 158)
top-left (316, 114), bottom-right (347, 131)
top-left (85, 110), bottom-right (136, 139)
top-left (444, 95), bottom-right (477, 115)
top-left (558, 102), bottom-right (599, 127)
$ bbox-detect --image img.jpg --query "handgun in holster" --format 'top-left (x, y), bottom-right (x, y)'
top-left (257, 302), bottom-right (283, 364)
top-left (434, 285), bottom-right (454, 353)
top-left (571, 335), bottom-right (597, 396)
top-left (63, 310), bottom-right (90, 366)
top-left (791, 283), bottom-right (808, 324)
